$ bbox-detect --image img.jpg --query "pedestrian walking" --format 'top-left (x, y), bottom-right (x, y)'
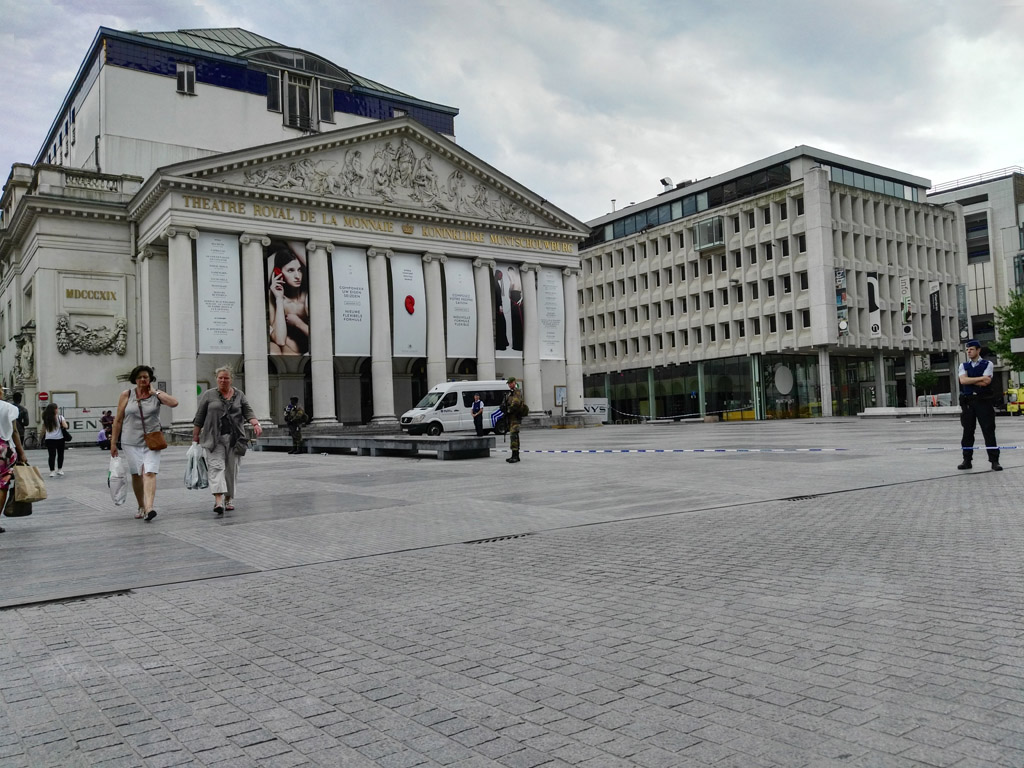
top-left (41, 403), bottom-right (70, 478)
top-left (957, 339), bottom-right (1001, 471)
top-left (0, 385), bottom-right (30, 533)
top-left (12, 392), bottom-right (29, 442)
top-left (110, 365), bottom-right (179, 521)
top-left (502, 377), bottom-right (527, 463)
top-left (284, 396), bottom-right (308, 454)
top-left (471, 393), bottom-right (484, 436)
top-left (192, 367), bottom-right (263, 515)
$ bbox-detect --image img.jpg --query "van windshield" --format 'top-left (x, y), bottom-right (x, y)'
top-left (415, 392), bottom-right (444, 409)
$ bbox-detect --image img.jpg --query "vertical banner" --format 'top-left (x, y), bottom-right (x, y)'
top-left (332, 247), bottom-right (371, 357)
top-left (866, 272), bottom-right (881, 338)
top-left (899, 275), bottom-right (913, 338)
top-left (835, 268), bottom-right (849, 336)
top-left (444, 259), bottom-right (477, 358)
top-left (494, 263), bottom-right (524, 358)
top-left (956, 283), bottom-right (969, 342)
top-left (391, 251), bottom-right (426, 357)
top-left (265, 240), bottom-right (309, 356)
top-left (196, 232), bottom-right (242, 354)
top-left (929, 281), bottom-right (943, 342)
top-left (538, 267), bottom-right (565, 360)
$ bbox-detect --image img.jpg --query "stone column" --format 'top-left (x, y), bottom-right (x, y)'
top-left (904, 351), bottom-right (917, 407)
top-left (562, 267), bottom-right (585, 415)
top-left (138, 246), bottom-right (155, 365)
top-left (368, 247), bottom-right (397, 424)
top-left (874, 349), bottom-right (887, 407)
top-left (473, 259), bottom-right (496, 380)
top-left (817, 347), bottom-right (833, 417)
top-left (165, 227), bottom-right (198, 426)
top-left (306, 240), bottom-right (337, 423)
top-left (423, 252), bottom-right (447, 387)
top-left (521, 263), bottom-right (542, 414)
top-left (239, 234), bottom-right (272, 423)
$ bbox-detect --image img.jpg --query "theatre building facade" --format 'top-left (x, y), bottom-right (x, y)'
top-left (1, 118), bottom-right (588, 430)
top-left (0, 27), bottom-right (588, 432)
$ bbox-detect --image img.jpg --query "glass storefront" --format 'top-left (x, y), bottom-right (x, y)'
top-left (705, 357), bottom-right (755, 420)
top-left (760, 353), bottom-right (821, 418)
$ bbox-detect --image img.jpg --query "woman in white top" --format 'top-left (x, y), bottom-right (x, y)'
top-left (0, 384), bottom-right (30, 531)
top-left (41, 403), bottom-right (69, 478)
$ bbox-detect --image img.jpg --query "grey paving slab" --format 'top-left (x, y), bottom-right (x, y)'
top-left (1, 418), bottom-right (1023, 767)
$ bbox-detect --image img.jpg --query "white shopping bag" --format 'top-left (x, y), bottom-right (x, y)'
top-left (184, 442), bottom-right (209, 490)
top-left (108, 456), bottom-right (128, 506)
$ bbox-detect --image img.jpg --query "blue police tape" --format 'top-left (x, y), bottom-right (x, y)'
top-left (495, 445), bottom-right (1021, 454)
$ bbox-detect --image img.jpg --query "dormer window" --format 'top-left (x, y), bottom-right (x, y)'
top-left (176, 63), bottom-right (196, 95)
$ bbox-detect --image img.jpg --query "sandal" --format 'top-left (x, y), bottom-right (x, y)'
top-left (225, 503), bottom-right (234, 511)
top-left (135, 508), bottom-right (146, 519)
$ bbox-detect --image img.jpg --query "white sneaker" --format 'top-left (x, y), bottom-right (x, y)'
top-left (57, 470), bottom-right (65, 476)
top-left (49, 471), bottom-right (56, 477)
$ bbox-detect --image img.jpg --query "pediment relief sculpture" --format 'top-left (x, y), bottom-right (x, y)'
top-left (235, 138), bottom-right (539, 226)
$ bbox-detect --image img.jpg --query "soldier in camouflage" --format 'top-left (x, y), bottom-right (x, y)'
top-left (503, 376), bottom-right (526, 464)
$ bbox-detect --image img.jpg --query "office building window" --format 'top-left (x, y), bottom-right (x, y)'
top-left (780, 238), bottom-right (790, 258)
top-left (732, 216), bottom-right (741, 234)
top-left (784, 312), bottom-right (794, 331)
top-left (779, 201), bottom-right (787, 221)
top-left (766, 279), bottom-right (775, 297)
top-left (801, 309), bottom-right (811, 328)
top-left (796, 197), bottom-right (805, 216)
top-left (752, 317), bottom-right (761, 335)
top-left (176, 63), bottom-right (196, 95)
top-left (750, 282), bottom-right (759, 300)
top-left (319, 84), bottom-right (335, 123)
top-left (799, 271), bottom-right (809, 290)
top-left (762, 206), bottom-right (771, 225)
top-left (733, 250), bottom-right (742, 269)
top-left (747, 246), bottom-right (757, 264)
top-left (737, 319), bottom-right (746, 338)
top-left (747, 211), bottom-right (756, 229)
top-left (798, 234), bottom-right (807, 253)
top-left (763, 243), bottom-right (773, 261)
top-left (782, 275), bottom-right (792, 294)
top-left (768, 315), bottom-right (777, 333)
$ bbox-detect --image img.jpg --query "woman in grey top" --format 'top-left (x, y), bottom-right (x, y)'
top-left (192, 367), bottom-right (263, 516)
top-left (111, 365), bottom-right (179, 521)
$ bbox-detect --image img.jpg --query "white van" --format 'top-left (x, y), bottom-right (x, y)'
top-left (401, 380), bottom-right (510, 436)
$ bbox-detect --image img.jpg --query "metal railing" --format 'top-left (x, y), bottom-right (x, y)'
top-left (929, 167), bottom-right (1024, 195)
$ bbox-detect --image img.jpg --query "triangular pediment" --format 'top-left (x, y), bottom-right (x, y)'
top-left (148, 118), bottom-right (585, 235)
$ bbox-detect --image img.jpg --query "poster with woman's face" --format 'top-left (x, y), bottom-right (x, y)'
top-left (265, 240), bottom-right (310, 356)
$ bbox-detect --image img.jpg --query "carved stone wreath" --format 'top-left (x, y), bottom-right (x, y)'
top-left (55, 314), bottom-right (128, 355)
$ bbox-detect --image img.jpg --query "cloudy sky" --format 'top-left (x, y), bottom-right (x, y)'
top-left (1, 0), bottom-right (1022, 222)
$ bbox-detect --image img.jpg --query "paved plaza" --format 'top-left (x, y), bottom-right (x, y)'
top-left (1, 417), bottom-right (1023, 767)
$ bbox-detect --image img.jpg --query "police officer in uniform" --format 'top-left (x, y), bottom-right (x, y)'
top-left (957, 339), bottom-right (1001, 471)
top-left (503, 377), bottom-right (525, 464)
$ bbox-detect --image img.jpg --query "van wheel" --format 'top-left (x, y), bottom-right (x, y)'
top-left (493, 418), bottom-right (508, 436)
top-left (427, 423), bottom-right (443, 436)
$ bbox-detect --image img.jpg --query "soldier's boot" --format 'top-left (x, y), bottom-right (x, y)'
top-left (506, 450), bottom-right (520, 463)
top-left (957, 451), bottom-right (972, 470)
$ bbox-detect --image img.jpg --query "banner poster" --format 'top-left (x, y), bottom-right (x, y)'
top-left (264, 239), bottom-right (309, 356)
top-left (444, 259), bottom-right (477, 358)
top-left (494, 262), bottom-right (524, 358)
top-left (332, 247), bottom-right (370, 357)
top-left (391, 251), bottom-right (426, 357)
top-left (196, 232), bottom-right (242, 354)
top-left (929, 281), bottom-right (943, 342)
top-left (866, 272), bottom-right (882, 338)
top-left (835, 268), bottom-right (849, 336)
top-left (956, 283), bottom-right (969, 341)
top-left (538, 267), bottom-right (565, 360)
top-left (899, 275), bottom-right (913, 338)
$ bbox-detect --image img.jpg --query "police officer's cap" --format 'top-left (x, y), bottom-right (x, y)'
top-left (965, 339), bottom-right (981, 349)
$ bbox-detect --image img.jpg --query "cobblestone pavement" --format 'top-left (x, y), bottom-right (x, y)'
top-left (1, 418), bottom-right (1023, 767)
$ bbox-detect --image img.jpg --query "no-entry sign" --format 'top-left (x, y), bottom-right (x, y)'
top-left (38, 392), bottom-right (49, 401)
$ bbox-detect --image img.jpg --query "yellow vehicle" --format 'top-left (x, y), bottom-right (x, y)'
top-left (1008, 387), bottom-right (1023, 416)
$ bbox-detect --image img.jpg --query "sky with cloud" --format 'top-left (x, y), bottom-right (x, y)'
top-left (1, 0), bottom-right (1022, 222)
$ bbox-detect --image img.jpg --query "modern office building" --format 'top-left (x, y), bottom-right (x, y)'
top-left (0, 27), bottom-right (588, 434)
top-left (579, 147), bottom-right (968, 419)
top-left (928, 168), bottom-right (1024, 391)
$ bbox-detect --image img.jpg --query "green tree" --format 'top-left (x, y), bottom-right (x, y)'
top-left (990, 291), bottom-right (1024, 374)
top-left (914, 367), bottom-right (939, 395)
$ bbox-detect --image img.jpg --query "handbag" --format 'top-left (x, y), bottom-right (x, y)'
top-left (138, 396), bottom-right (168, 451)
top-left (12, 464), bottom-right (48, 503)
top-left (61, 425), bottom-right (73, 442)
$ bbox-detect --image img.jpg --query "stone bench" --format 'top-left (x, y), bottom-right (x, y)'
top-left (255, 434), bottom-right (495, 460)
